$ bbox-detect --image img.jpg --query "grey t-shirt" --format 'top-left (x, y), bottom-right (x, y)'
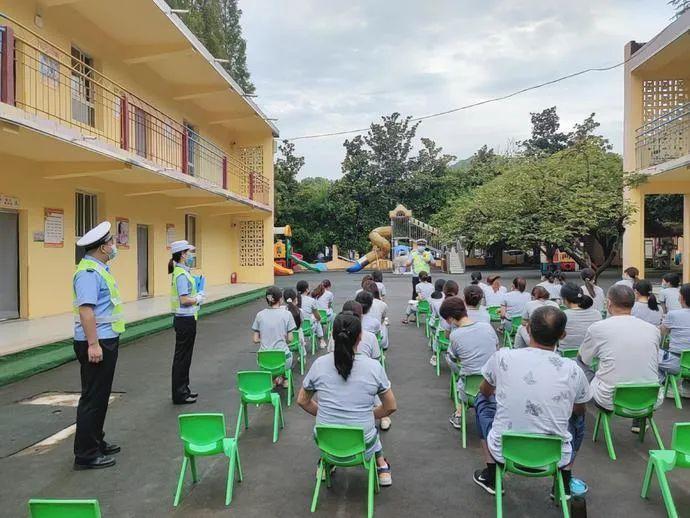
top-left (316, 291), bottom-right (334, 312)
top-left (376, 282), bottom-right (387, 299)
top-left (663, 309), bottom-right (690, 353)
top-left (501, 291), bottom-right (531, 319)
top-left (252, 308), bottom-right (296, 353)
top-left (429, 295), bottom-right (445, 319)
top-left (560, 308), bottom-right (602, 350)
top-left (467, 307), bottom-right (491, 324)
top-left (581, 284), bottom-right (606, 314)
top-left (482, 348), bottom-right (592, 467)
top-left (358, 330), bottom-right (381, 360)
top-left (361, 314), bottom-right (381, 335)
top-left (369, 298), bottom-right (388, 323)
top-left (300, 294), bottom-right (318, 322)
top-left (303, 353), bottom-right (390, 444)
top-left (522, 299), bottom-right (559, 320)
top-left (632, 301), bottom-right (663, 327)
top-left (415, 281), bottom-right (434, 301)
top-left (659, 287), bottom-right (681, 312)
top-left (447, 322), bottom-right (498, 376)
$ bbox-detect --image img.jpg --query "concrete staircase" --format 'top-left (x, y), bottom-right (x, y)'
top-left (447, 249), bottom-right (464, 274)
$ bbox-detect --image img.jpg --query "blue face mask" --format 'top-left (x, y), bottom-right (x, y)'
top-left (104, 243), bottom-right (118, 261)
top-left (184, 254), bottom-right (195, 267)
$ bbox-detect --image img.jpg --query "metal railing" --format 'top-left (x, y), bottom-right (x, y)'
top-left (0, 18), bottom-right (270, 206)
top-left (636, 101), bottom-right (690, 170)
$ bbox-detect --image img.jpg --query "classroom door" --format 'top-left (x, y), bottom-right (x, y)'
top-left (137, 225), bottom-right (149, 298)
top-left (0, 211), bottom-right (19, 320)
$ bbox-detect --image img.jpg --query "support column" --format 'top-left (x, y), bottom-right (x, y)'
top-left (681, 194), bottom-right (690, 282)
top-left (622, 187), bottom-right (645, 277)
top-left (0, 26), bottom-right (15, 105)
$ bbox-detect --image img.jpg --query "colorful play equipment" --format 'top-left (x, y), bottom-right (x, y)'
top-left (273, 225), bottom-right (326, 276)
top-left (347, 204), bottom-right (442, 273)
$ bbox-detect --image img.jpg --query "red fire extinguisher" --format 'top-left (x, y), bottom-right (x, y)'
top-left (231, 272), bottom-right (237, 284)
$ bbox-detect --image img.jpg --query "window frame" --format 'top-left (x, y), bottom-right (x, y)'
top-left (184, 213), bottom-right (198, 267)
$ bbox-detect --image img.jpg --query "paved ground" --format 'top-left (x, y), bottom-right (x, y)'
top-left (1, 269), bottom-right (688, 517)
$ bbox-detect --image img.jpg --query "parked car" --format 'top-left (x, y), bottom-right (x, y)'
top-left (502, 249), bottom-right (525, 265)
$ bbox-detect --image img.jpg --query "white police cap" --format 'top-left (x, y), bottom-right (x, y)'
top-left (76, 221), bottom-right (113, 248)
top-left (170, 240), bottom-right (196, 254)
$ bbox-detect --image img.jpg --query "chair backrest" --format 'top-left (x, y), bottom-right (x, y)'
top-left (318, 309), bottom-right (329, 320)
top-left (178, 413), bottom-right (226, 447)
top-left (680, 350), bottom-right (690, 376)
top-left (560, 348), bottom-right (579, 359)
top-left (671, 422), bottom-right (690, 457)
top-left (417, 299), bottom-right (430, 312)
top-left (463, 374), bottom-right (484, 398)
top-left (613, 383), bottom-right (660, 414)
top-left (257, 350), bottom-right (287, 371)
top-left (301, 319), bottom-right (313, 333)
top-left (501, 432), bottom-right (562, 477)
top-left (315, 424), bottom-right (366, 464)
top-left (29, 499), bottom-right (101, 518)
top-left (237, 370), bottom-right (274, 396)
top-left (288, 333), bottom-right (300, 349)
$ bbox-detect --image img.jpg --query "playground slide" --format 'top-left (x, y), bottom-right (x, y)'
top-left (273, 262), bottom-right (294, 276)
top-left (347, 226), bottom-right (392, 273)
top-left (292, 256), bottom-right (327, 272)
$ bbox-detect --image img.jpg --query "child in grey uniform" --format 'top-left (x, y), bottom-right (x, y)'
top-left (252, 286), bottom-right (296, 387)
top-left (632, 279), bottom-right (663, 327)
top-left (297, 280), bottom-right (324, 345)
top-left (402, 271), bottom-right (434, 324)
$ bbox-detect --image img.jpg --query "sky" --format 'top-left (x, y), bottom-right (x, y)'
top-left (240, 1), bottom-right (675, 179)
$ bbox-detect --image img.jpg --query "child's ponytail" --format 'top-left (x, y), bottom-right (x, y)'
top-left (333, 313), bottom-right (360, 381)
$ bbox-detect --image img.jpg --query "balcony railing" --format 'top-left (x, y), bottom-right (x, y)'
top-left (636, 102), bottom-right (690, 170)
top-left (0, 21), bottom-right (270, 207)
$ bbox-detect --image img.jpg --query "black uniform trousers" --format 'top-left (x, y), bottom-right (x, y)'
top-left (73, 337), bottom-right (119, 461)
top-left (172, 315), bottom-right (197, 403)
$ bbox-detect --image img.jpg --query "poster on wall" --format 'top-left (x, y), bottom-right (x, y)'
top-left (166, 224), bottom-right (176, 249)
top-left (44, 208), bottom-right (64, 247)
top-left (115, 217), bottom-right (130, 249)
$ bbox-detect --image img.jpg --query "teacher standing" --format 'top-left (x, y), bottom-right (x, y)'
top-left (407, 239), bottom-right (432, 300)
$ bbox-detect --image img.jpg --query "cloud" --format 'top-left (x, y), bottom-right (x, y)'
top-left (240, 0), bottom-right (674, 179)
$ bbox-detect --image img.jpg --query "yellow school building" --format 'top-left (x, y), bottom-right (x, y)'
top-left (0, 0), bottom-right (277, 322)
top-left (622, 10), bottom-right (690, 280)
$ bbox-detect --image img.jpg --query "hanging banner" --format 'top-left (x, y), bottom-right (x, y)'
top-left (115, 217), bottom-right (130, 249)
top-left (44, 208), bottom-right (64, 248)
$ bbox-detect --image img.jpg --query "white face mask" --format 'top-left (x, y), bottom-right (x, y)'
top-left (103, 243), bottom-right (117, 261)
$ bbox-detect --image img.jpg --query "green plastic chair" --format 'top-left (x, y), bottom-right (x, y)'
top-left (257, 350), bottom-right (294, 406)
top-left (663, 350), bottom-right (690, 410)
top-left (318, 309), bottom-right (333, 341)
top-left (289, 332), bottom-right (306, 375)
top-left (375, 331), bottom-right (386, 371)
top-left (496, 433), bottom-right (569, 518)
top-left (559, 348), bottom-right (579, 359)
top-left (235, 371), bottom-right (284, 443)
top-left (311, 425), bottom-right (380, 518)
top-left (592, 382), bottom-right (664, 461)
top-left (302, 319), bottom-right (317, 355)
top-left (29, 500), bottom-right (101, 518)
top-left (641, 422), bottom-right (690, 518)
top-left (427, 315), bottom-right (439, 348)
top-left (502, 316), bottom-right (521, 348)
top-left (173, 413), bottom-right (242, 507)
top-left (434, 328), bottom-right (449, 377)
top-left (487, 305), bottom-right (501, 322)
top-left (416, 299), bottom-right (431, 330)
top-left (458, 374), bottom-right (483, 449)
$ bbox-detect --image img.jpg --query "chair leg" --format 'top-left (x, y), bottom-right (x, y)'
top-left (671, 376), bottom-right (682, 409)
top-left (311, 460), bottom-right (323, 513)
top-left (592, 411), bottom-right (602, 442)
top-left (235, 404), bottom-right (244, 439)
top-left (288, 370), bottom-right (294, 407)
top-left (273, 402), bottom-right (280, 443)
top-left (368, 460), bottom-right (376, 518)
top-left (556, 470), bottom-right (570, 518)
top-left (173, 455), bottom-right (189, 507)
top-left (300, 348), bottom-right (305, 375)
top-left (189, 455), bottom-right (199, 483)
top-left (601, 412), bottom-right (617, 461)
top-left (495, 464), bottom-right (503, 518)
top-left (649, 418), bottom-right (665, 450)
top-left (436, 349), bottom-right (441, 377)
top-left (461, 403), bottom-right (467, 449)
top-left (639, 417), bottom-right (647, 443)
top-left (641, 458), bottom-right (655, 499)
top-left (236, 444), bottom-right (243, 482)
top-left (655, 464), bottom-right (679, 518)
top-left (243, 402), bottom-right (249, 430)
top-left (225, 448), bottom-right (237, 506)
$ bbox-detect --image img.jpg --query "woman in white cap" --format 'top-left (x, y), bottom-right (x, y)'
top-left (169, 240), bottom-right (205, 404)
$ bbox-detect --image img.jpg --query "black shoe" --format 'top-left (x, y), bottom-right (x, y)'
top-left (189, 392), bottom-right (199, 399)
top-left (74, 455), bottom-right (116, 470)
top-left (100, 442), bottom-right (121, 455)
top-left (173, 395), bottom-right (197, 405)
top-left (473, 468), bottom-right (499, 495)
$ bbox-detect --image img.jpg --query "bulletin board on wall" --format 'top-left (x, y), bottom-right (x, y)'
top-left (44, 208), bottom-right (64, 248)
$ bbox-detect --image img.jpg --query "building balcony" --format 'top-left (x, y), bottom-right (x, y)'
top-left (636, 101), bottom-right (690, 172)
top-left (0, 20), bottom-right (270, 208)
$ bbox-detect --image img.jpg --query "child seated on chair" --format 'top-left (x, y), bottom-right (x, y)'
top-left (659, 283), bottom-right (690, 392)
top-left (499, 277), bottom-right (530, 333)
top-left (483, 275), bottom-right (506, 307)
top-left (355, 274), bottom-right (373, 297)
top-left (472, 306), bottom-right (592, 497)
top-left (312, 282), bottom-right (333, 349)
top-left (372, 269), bottom-right (387, 300)
top-left (513, 286), bottom-right (559, 349)
top-left (659, 272), bottom-right (682, 313)
top-left (401, 271), bottom-right (433, 324)
top-left (464, 285), bottom-right (490, 324)
top-left (283, 288), bottom-right (306, 357)
top-left (441, 297), bottom-right (498, 430)
top-left (252, 286), bottom-right (297, 388)
top-left (355, 291), bottom-right (382, 339)
top-left (297, 280), bottom-right (324, 346)
top-left (429, 278), bottom-right (446, 321)
top-left (297, 312), bottom-right (397, 486)
top-left (558, 282), bottom-right (601, 353)
top-left (363, 280), bottom-right (389, 350)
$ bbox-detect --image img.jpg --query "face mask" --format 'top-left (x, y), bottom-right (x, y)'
top-left (185, 254), bottom-right (195, 267)
top-left (104, 243), bottom-right (117, 261)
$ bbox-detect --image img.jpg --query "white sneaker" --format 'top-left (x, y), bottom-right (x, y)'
top-left (380, 417), bottom-right (392, 431)
top-left (319, 340), bottom-right (327, 350)
top-left (282, 378), bottom-right (289, 389)
top-left (377, 462), bottom-right (392, 487)
top-left (429, 355), bottom-right (437, 366)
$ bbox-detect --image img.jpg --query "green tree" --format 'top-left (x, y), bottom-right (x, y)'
top-left (670, 0), bottom-right (690, 17)
top-left (273, 139), bottom-right (304, 224)
top-left (165, 0), bottom-right (255, 93)
top-left (521, 106), bottom-right (569, 156)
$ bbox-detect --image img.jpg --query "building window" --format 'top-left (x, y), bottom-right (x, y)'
top-left (40, 52), bottom-right (60, 87)
top-left (71, 45), bottom-right (95, 127)
top-left (185, 214), bottom-right (198, 266)
top-left (185, 122), bottom-right (198, 176)
top-left (75, 191), bottom-right (98, 262)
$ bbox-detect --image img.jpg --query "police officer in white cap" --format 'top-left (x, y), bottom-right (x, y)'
top-left (169, 240), bottom-right (205, 404)
top-left (73, 221), bottom-right (124, 470)
top-left (406, 239), bottom-right (432, 300)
